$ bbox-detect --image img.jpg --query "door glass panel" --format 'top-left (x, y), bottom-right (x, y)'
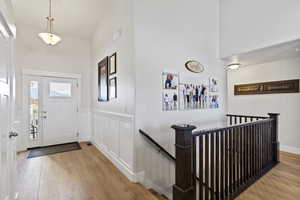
top-left (29, 81), bottom-right (39, 140)
top-left (49, 82), bottom-right (72, 97)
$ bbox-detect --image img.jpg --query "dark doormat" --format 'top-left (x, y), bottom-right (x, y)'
top-left (27, 142), bottom-right (81, 159)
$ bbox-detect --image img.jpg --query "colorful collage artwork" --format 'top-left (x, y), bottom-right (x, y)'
top-left (162, 72), bottom-right (220, 111)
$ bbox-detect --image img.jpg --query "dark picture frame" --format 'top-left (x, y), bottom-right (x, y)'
top-left (109, 77), bottom-right (117, 99)
top-left (109, 53), bottom-right (117, 75)
top-left (234, 79), bottom-right (300, 95)
top-left (98, 57), bottom-right (109, 101)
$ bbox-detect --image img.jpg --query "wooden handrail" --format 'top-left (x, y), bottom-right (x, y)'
top-left (139, 129), bottom-right (175, 162)
top-left (226, 114), bottom-right (268, 119)
top-left (193, 118), bottom-right (274, 137)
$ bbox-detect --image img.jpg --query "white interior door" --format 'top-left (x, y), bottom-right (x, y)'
top-left (42, 77), bottom-right (79, 146)
top-left (0, 16), bottom-right (17, 200)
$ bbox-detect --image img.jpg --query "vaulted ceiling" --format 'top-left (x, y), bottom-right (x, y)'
top-left (11, 0), bottom-right (110, 39)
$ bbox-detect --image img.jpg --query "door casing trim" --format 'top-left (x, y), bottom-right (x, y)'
top-left (22, 70), bottom-right (81, 149)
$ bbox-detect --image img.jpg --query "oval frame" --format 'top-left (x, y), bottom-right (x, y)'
top-left (185, 60), bottom-right (205, 73)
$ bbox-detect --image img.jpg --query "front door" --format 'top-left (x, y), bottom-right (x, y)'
top-left (25, 76), bottom-right (79, 148)
top-left (42, 77), bottom-right (79, 146)
top-left (0, 11), bottom-right (17, 200)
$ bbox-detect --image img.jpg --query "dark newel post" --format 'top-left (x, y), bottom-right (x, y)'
top-left (171, 124), bottom-right (196, 200)
top-left (268, 113), bottom-right (280, 163)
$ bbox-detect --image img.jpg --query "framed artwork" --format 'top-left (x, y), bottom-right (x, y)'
top-left (109, 53), bottom-right (117, 75)
top-left (109, 77), bottom-right (117, 99)
top-left (209, 77), bottom-right (219, 92)
top-left (162, 72), bottom-right (178, 90)
top-left (234, 79), bottom-right (300, 95)
top-left (98, 57), bottom-right (109, 101)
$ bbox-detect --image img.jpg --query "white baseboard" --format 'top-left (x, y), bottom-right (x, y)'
top-left (135, 171), bottom-right (145, 183)
top-left (92, 141), bottom-right (137, 182)
top-left (143, 177), bottom-right (173, 199)
top-left (281, 145), bottom-right (300, 155)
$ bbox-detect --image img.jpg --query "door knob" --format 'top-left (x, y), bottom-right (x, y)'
top-left (9, 131), bottom-right (18, 138)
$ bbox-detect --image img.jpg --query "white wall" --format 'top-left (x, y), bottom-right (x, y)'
top-left (133, 0), bottom-right (226, 197)
top-left (91, 0), bottom-right (135, 115)
top-left (228, 57), bottom-right (300, 154)
top-left (15, 24), bottom-right (92, 151)
top-left (220, 0), bottom-right (300, 58)
top-left (90, 0), bottom-right (136, 181)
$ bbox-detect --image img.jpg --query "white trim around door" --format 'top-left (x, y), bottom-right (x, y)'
top-left (22, 70), bottom-right (81, 149)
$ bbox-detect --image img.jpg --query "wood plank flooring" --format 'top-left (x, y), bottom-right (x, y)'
top-left (17, 143), bottom-right (158, 200)
top-left (237, 152), bottom-right (300, 200)
top-left (17, 143), bottom-right (300, 200)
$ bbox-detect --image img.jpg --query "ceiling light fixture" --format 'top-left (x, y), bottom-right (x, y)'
top-left (227, 63), bottom-right (241, 70)
top-left (38, 0), bottom-right (61, 46)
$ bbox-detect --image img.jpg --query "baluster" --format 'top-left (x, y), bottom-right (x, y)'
top-left (193, 137), bottom-right (197, 200)
top-left (242, 125), bottom-right (246, 184)
top-left (199, 135), bottom-right (204, 200)
top-left (205, 134), bottom-right (209, 200)
top-left (264, 122), bottom-right (267, 166)
top-left (239, 117), bottom-right (242, 124)
top-left (211, 133), bottom-right (215, 200)
top-left (236, 127), bottom-right (240, 189)
top-left (229, 129), bottom-right (233, 195)
top-left (234, 117), bottom-right (237, 125)
top-left (233, 128), bottom-right (236, 192)
top-left (249, 124), bottom-right (253, 178)
top-left (230, 116), bottom-right (232, 126)
top-left (255, 123), bottom-right (258, 176)
top-left (216, 131), bottom-right (220, 200)
top-left (239, 126), bottom-right (243, 186)
top-left (259, 123), bottom-right (262, 175)
top-left (220, 130), bottom-right (225, 199)
top-left (246, 125), bottom-right (249, 180)
top-left (225, 129), bottom-right (229, 199)
top-left (251, 124), bottom-right (255, 177)
top-left (253, 124), bottom-right (257, 176)
top-left (268, 120), bottom-right (272, 163)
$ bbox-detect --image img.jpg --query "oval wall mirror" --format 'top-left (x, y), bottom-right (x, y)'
top-left (185, 60), bottom-right (205, 73)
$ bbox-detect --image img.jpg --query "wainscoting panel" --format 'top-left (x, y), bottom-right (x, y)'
top-left (92, 110), bottom-right (135, 181)
top-left (119, 120), bottom-right (134, 169)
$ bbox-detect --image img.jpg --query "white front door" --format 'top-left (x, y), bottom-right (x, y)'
top-left (0, 12), bottom-right (17, 200)
top-left (25, 76), bottom-right (79, 148)
top-left (42, 77), bottom-right (79, 146)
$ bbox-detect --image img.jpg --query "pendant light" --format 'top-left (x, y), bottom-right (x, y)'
top-left (38, 0), bottom-right (61, 46)
top-left (227, 63), bottom-right (241, 70)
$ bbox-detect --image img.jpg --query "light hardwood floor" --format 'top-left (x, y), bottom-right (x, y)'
top-left (17, 143), bottom-right (300, 200)
top-left (237, 152), bottom-right (300, 200)
top-left (17, 143), bottom-right (158, 200)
